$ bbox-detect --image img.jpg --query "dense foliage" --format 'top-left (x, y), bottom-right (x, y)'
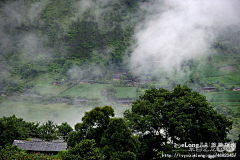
top-left (0, 115), bottom-right (39, 146)
top-left (124, 85), bottom-right (233, 159)
top-left (0, 145), bottom-right (60, 160)
top-left (66, 106), bottom-right (141, 159)
top-left (0, 0), bottom-right (142, 93)
top-left (0, 115), bottom-right (72, 147)
top-left (59, 139), bottom-right (105, 160)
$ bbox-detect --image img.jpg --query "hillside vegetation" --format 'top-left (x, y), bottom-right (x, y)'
top-left (0, 0), bottom-right (240, 140)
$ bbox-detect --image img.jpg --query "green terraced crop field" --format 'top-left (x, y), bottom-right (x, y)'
top-left (61, 83), bottom-right (112, 98)
top-left (114, 87), bottom-right (137, 98)
top-left (203, 91), bottom-right (240, 113)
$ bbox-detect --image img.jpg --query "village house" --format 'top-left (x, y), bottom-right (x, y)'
top-left (23, 89), bottom-right (28, 93)
top-left (78, 80), bottom-right (88, 84)
top-left (88, 80), bottom-right (94, 84)
top-left (116, 98), bottom-right (135, 106)
top-left (78, 80), bottom-right (94, 84)
top-left (122, 71), bottom-right (128, 75)
top-left (12, 139), bottom-right (67, 154)
top-left (75, 99), bottom-right (89, 104)
top-left (201, 87), bottom-right (216, 92)
top-left (112, 74), bottom-right (122, 81)
top-left (135, 78), bottom-right (151, 83)
top-left (120, 79), bottom-right (133, 85)
top-left (0, 90), bottom-right (7, 96)
top-left (51, 81), bottom-right (63, 85)
top-left (133, 82), bottom-right (146, 87)
top-left (233, 87), bottom-right (240, 91)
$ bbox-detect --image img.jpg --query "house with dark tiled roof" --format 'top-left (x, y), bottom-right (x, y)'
top-left (233, 87), bottom-right (240, 91)
top-left (12, 140), bottom-right (67, 154)
top-left (88, 80), bottom-right (94, 84)
top-left (122, 71), bottom-right (128, 75)
top-left (78, 80), bottom-right (88, 84)
top-left (75, 99), bottom-right (89, 104)
top-left (120, 79), bottom-right (133, 85)
top-left (51, 81), bottom-right (63, 85)
top-left (115, 98), bottom-right (135, 106)
top-left (133, 82), bottom-right (146, 87)
top-left (78, 80), bottom-right (94, 84)
top-left (201, 87), bottom-right (216, 92)
top-left (135, 78), bottom-right (151, 83)
top-left (112, 74), bottom-right (122, 81)
top-left (0, 90), bottom-right (7, 96)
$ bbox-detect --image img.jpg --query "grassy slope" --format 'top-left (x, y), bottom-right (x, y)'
top-left (205, 75), bottom-right (240, 85)
top-left (61, 84), bottom-right (111, 98)
top-left (61, 84), bottom-right (137, 99)
top-left (194, 52), bottom-right (240, 114)
top-left (28, 74), bottom-right (70, 96)
top-left (114, 87), bottom-right (137, 98)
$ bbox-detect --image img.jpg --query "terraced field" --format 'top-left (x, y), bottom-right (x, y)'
top-left (61, 83), bottom-right (112, 98)
top-left (28, 75), bottom-right (69, 96)
top-left (203, 91), bottom-right (240, 113)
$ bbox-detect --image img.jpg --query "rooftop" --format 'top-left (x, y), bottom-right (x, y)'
top-left (120, 79), bottom-right (133, 82)
top-left (12, 140), bottom-right (67, 152)
top-left (112, 74), bottom-right (122, 79)
top-left (202, 87), bottom-right (216, 89)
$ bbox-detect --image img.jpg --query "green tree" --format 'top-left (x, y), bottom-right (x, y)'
top-left (236, 133), bottom-right (240, 159)
top-left (126, 71), bottom-right (133, 80)
top-left (38, 120), bottom-right (58, 141)
top-left (0, 115), bottom-right (39, 146)
top-left (57, 122), bottom-right (73, 141)
top-left (120, 75), bottom-right (128, 80)
top-left (67, 131), bottom-right (80, 148)
top-left (100, 118), bottom-right (140, 159)
top-left (68, 106), bottom-right (114, 147)
top-left (124, 85), bottom-right (233, 160)
top-left (60, 139), bottom-right (105, 160)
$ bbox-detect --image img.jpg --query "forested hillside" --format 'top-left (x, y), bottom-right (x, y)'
top-left (0, 0), bottom-right (140, 87)
top-left (1, 0), bottom-right (240, 145)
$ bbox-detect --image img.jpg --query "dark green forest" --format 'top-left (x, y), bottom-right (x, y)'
top-left (1, 0), bottom-right (240, 159)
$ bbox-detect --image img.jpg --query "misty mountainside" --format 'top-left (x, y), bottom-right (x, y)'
top-left (0, 0), bottom-right (240, 139)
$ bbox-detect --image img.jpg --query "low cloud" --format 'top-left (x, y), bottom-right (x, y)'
top-left (130, 0), bottom-right (240, 79)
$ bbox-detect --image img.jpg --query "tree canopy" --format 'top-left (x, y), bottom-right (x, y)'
top-left (124, 85), bottom-right (233, 159)
top-left (0, 115), bottom-right (39, 147)
top-left (101, 118), bottom-right (140, 159)
top-left (38, 120), bottom-right (58, 141)
top-left (57, 122), bottom-right (73, 141)
top-left (60, 139), bottom-right (105, 160)
top-left (68, 105), bottom-right (115, 147)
